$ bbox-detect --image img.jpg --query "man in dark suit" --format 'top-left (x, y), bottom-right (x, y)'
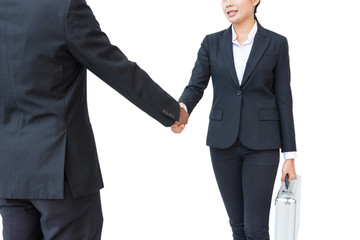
top-left (0, 0), bottom-right (188, 239)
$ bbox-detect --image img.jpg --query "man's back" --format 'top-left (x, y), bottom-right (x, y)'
top-left (0, 0), bottom-right (180, 199)
top-left (0, 0), bottom-right (80, 199)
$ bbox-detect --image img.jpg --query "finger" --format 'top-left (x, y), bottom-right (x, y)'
top-left (171, 127), bottom-right (180, 134)
top-left (171, 128), bottom-right (181, 133)
top-left (288, 172), bottom-right (297, 181)
top-left (173, 123), bottom-right (185, 128)
top-left (172, 121), bottom-right (180, 126)
top-left (281, 172), bottom-right (286, 183)
top-left (174, 127), bottom-right (185, 134)
top-left (282, 171), bottom-right (296, 183)
top-left (171, 125), bottom-right (184, 132)
top-left (171, 124), bottom-right (183, 130)
top-left (171, 122), bottom-right (181, 130)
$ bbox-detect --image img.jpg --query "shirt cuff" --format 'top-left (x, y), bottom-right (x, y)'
top-left (182, 103), bottom-right (188, 113)
top-left (283, 151), bottom-right (297, 160)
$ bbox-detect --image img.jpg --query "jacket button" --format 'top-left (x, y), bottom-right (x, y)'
top-left (237, 90), bottom-right (242, 96)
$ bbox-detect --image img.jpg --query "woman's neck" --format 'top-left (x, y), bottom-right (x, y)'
top-left (233, 18), bottom-right (256, 45)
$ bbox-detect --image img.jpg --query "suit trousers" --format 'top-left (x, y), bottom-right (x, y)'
top-left (210, 140), bottom-right (279, 240)
top-left (0, 181), bottom-right (103, 240)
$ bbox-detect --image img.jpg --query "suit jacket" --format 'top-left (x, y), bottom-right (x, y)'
top-left (179, 24), bottom-right (296, 151)
top-left (0, 0), bottom-right (179, 199)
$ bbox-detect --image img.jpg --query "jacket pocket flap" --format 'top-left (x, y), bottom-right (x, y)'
top-left (259, 109), bottom-right (279, 121)
top-left (209, 109), bottom-right (223, 121)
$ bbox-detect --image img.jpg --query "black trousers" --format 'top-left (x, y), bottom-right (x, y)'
top-left (0, 181), bottom-right (103, 240)
top-left (210, 140), bottom-right (279, 240)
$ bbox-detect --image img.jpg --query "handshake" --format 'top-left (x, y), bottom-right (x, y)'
top-left (171, 103), bottom-right (188, 134)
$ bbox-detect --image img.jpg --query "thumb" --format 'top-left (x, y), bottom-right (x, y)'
top-left (281, 172), bottom-right (287, 184)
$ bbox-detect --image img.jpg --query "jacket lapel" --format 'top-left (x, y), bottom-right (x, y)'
top-left (220, 26), bottom-right (240, 87)
top-left (241, 24), bottom-right (271, 87)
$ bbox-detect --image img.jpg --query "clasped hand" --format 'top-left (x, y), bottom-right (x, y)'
top-left (171, 103), bottom-right (188, 134)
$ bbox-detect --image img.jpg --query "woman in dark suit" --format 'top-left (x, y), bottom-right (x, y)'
top-left (171, 0), bottom-right (297, 239)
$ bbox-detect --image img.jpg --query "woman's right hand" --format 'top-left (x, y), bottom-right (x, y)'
top-left (171, 103), bottom-right (187, 134)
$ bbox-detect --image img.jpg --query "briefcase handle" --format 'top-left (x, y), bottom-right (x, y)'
top-left (285, 174), bottom-right (290, 190)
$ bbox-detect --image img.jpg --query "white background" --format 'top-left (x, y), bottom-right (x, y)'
top-left (2, 0), bottom-right (360, 239)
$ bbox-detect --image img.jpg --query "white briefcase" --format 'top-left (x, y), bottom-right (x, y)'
top-left (274, 175), bottom-right (301, 240)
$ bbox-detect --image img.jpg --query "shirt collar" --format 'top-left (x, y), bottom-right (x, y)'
top-left (232, 21), bottom-right (258, 45)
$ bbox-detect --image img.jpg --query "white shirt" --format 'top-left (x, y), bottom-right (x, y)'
top-left (232, 22), bottom-right (257, 85)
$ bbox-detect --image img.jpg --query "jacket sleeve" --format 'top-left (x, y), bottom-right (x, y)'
top-left (64, 0), bottom-right (179, 127)
top-left (273, 37), bottom-right (297, 152)
top-left (179, 36), bottom-right (211, 114)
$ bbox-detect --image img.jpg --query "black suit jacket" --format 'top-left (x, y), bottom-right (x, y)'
top-left (0, 0), bottom-right (179, 199)
top-left (179, 24), bottom-right (296, 152)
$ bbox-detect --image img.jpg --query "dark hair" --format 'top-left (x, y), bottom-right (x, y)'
top-left (254, 0), bottom-right (261, 20)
